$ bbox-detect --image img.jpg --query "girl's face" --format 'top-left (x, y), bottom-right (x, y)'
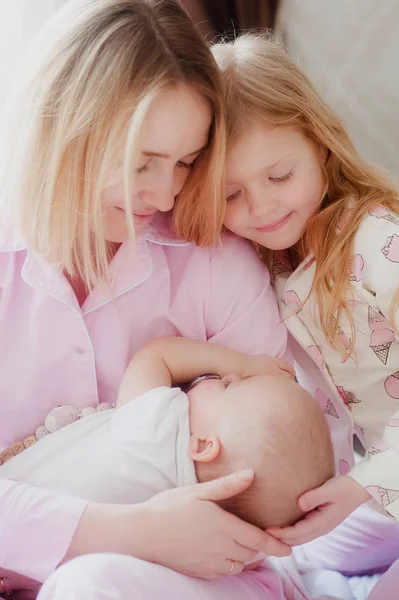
top-left (101, 85), bottom-right (212, 243)
top-left (224, 123), bottom-right (326, 250)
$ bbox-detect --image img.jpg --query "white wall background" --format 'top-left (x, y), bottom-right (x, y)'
top-left (0, 0), bottom-right (66, 105)
top-left (1, 0), bottom-right (398, 178)
top-left (278, 0), bottom-right (399, 178)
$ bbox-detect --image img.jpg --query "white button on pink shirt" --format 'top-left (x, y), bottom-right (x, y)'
top-left (0, 212), bottom-right (288, 586)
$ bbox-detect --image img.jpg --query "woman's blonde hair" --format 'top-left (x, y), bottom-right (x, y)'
top-left (1, 0), bottom-right (225, 288)
top-left (212, 33), bottom-right (399, 356)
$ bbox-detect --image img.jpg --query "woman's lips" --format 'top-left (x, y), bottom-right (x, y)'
top-left (115, 207), bottom-right (156, 221)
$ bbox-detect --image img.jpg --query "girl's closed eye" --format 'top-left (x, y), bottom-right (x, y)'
top-left (226, 189), bottom-right (241, 202)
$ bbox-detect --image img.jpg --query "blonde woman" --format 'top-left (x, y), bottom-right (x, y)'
top-left (0, 4), bottom-right (294, 599)
top-left (214, 33), bottom-right (399, 583)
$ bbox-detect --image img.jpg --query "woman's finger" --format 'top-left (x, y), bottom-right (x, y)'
top-left (243, 559), bottom-right (264, 571)
top-left (219, 559), bottom-right (245, 577)
top-left (196, 469), bottom-right (254, 502)
top-left (234, 520), bottom-right (291, 557)
top-left (228, 541), bottom-right (259, 563)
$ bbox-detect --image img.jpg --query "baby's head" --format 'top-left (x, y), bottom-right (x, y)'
top-left (188, 373), bottom-right (334, 529)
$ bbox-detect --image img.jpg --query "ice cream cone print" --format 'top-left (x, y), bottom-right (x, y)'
top-left (337, 386), bottom-right (361, 405)
top-left (366, 485), bottom-right (399, 508)
top-left (349, 254), bottom-right (364, 282)
top-left (382, 234), bottom-right (399, 262)
top-left (368, 306), bottom-right (394, 365)
top-left (372, 344), bottom-right (392, 364)
top-left (367, 442), bottom-right (389, 455)
top-left (315, 389), bottom-right (339, 418)
top-left (385, 372), bottom-right (399, 399)
top-left (369, 205), bottom-right (399, 226)
top-left (339, 460), bottom-right (350, 475)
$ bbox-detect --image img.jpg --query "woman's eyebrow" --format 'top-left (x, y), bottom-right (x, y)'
top-left (142, 145), bottom-right (208, 159)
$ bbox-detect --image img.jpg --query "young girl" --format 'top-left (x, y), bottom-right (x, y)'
top-left (213, 34), bottom-right (399, 580)
top-left (0, 5), bottom-right (293, 599)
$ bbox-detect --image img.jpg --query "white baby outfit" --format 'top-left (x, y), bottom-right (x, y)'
top-left (0, 387), bottom-right (197, 503)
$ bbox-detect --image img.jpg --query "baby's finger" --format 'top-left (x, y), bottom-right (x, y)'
top-left (277, 360), bottom-right (295, 378)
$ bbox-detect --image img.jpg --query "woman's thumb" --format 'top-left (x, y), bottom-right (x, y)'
top-left (197, 469), bottom-right (254, 502)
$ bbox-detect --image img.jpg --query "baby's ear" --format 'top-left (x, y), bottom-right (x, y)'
top-left (189, 435), bottom-right (220, 463)
top-left (222, 373), bottom-right (241, 385)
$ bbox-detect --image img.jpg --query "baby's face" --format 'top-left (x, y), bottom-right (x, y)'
top-left (187, 373), bottom-right (283, 433)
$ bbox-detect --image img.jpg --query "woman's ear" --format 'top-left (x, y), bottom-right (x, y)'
top-left (188, 435), bottom-right (221, 463)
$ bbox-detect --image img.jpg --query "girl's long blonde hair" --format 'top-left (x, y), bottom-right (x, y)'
top-left (0, 0), bottom-right (225, 288)
top-left (212, 33), bottom-right (399, 356)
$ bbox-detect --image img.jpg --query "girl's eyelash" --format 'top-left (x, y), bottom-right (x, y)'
top-left (269, 171), bottom-right (293, 183)
top-left (226, 171), bottom-right (293, 200)
top-left (226, 190), bottom-right (240, 202)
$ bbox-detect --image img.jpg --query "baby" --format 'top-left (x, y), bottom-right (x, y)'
top-left (0, 338), bottom-right (334, 530)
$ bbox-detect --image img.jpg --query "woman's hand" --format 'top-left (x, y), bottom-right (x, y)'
top-left (66, 470), bottom-right (291, 580)
top-left (242, 355), bottom-right (295, 380)
top-left (138, 469), bottom-right (291, 579)
top-left (267, 476), bottom-right (371, 546)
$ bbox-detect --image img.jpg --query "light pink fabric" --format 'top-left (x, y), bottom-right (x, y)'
top-left (0, 214), bottom-right (288, 586)
top-left (35, 554), bottom-right (310, 600)
top-left (294, 502), bottom-right (399, 576)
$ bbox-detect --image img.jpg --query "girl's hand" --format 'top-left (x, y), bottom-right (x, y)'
top-left (243, 355), bottom-right (295, 380)
top-left (136, 470), bottom-right (291, 580)
top-left (267, 476), bottom-right (371, 546)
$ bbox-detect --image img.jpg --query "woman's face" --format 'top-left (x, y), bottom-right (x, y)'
top-left (102, 85), bottom-right (212, 243)
top-left (223, 123), bottom-right (326, 250)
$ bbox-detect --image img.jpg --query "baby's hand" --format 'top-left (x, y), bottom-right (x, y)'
top-left (267, 476), bottom-right (371, 546)
top-left (243, 355), bottom-right (295, 380)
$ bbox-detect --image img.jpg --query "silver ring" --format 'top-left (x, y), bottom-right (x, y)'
top-left (227, 560), bottom-right (235, 574)
top-left (185, 373), bottom-right (221, 392)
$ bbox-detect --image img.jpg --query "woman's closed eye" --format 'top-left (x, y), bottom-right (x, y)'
top-left (136, 159), bottom-right (152, 174)
top-left (269, 171), bottom-right (293, 183)
top-left (177, 159), bottom-right (196, 170)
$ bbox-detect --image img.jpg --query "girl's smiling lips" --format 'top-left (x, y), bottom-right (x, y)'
top-left (255, 212), bottom-right (293, 233)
